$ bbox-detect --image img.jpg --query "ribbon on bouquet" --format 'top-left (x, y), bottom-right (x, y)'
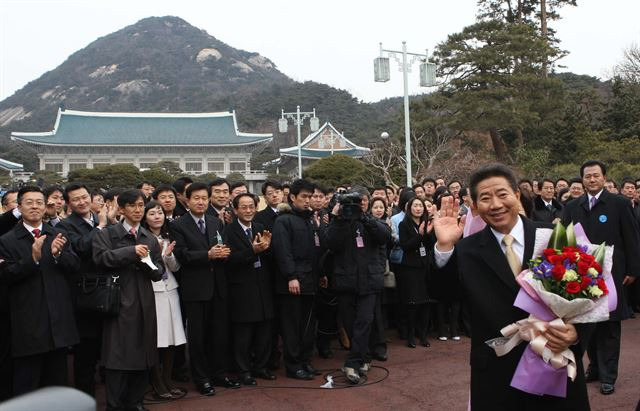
top-left (492, 315), bottom-right (577, 382)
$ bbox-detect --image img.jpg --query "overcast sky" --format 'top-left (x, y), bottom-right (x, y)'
top-left (1, 0), bottom-right (639, 103)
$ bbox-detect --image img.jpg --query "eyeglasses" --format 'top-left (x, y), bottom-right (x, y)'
top-left (22, 200), bottom-right (45, 206)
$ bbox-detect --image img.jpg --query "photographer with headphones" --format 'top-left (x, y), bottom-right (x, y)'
top-left (325, 186), bottom-right (391, 384)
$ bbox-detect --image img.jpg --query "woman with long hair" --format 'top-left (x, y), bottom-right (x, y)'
top-left (142, 201), bottom-right (187, 399)
top-left (397, 197), bottom-right (433, 348)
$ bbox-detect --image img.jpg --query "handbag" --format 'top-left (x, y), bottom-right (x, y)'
top-left (77, 274), bottom-right (121, 317)
top-left (76, 226), bottom-right (122, 317)
top-left (383, 261), bottom-right (396, 288)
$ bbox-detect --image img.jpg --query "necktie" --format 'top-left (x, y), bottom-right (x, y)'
top-left (589, 196), bottom-right (597, 210)
top-left (198, 219), bottom-right (206, 235)
top-left (32, 228), bottom-right (41, 238)
top-left (245, 227), bottom-right (252, 238)
top-left (502, 234), bottom-right (521, 277)
top-left (129, 227), bottom-right (137, 238)
top-left (547, 203), bottom-right (553, 212)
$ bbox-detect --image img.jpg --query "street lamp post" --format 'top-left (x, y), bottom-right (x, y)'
top-left (278, 106), bottom-right (320, 178)
top-left (374, 42), bottom-right (436, 187)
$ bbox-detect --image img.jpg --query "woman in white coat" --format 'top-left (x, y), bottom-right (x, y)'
top-left (143, 201), bottom-right (187, 399)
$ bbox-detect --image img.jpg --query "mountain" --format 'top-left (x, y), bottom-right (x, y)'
top-left (0, 16), bottom-right (401, 170)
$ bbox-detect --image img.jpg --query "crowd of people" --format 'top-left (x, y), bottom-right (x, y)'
top-left (0, 160), bottom-right (638, 410)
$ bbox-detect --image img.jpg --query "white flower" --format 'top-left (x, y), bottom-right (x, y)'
top-left (588, 285), bottom-right (603, 298)
top-left (562, 269), bottom-right (579, 282)
top-left (588, 267), bottom-right (599, 278)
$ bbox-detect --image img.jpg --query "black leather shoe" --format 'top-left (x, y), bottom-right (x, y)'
top-left (213, 376), bottom-right (241, 389)
top-left (600, 383), bottom-right (615, 395)
top-left (585, 371), bottom-right (599, 383)
top-left (240, 373), bottom-right (257, 386)
top-left (198, 381), bottom-right (215, 396)
top-left (286, 369), bottom-right (314, 380)
top-left (421, 339), bottom-right (431, 348)
top-left (407, 341), bottom-right (417, 348)
top-left (303, 363), bottom-right (321, 376)
top-left (372, 351), bottom-right (388, 361)
top-left (253, 369), bottom-right (277, 380)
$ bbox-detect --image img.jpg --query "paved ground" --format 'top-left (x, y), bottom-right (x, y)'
top-left (96, 318), bottom-right (640, 410)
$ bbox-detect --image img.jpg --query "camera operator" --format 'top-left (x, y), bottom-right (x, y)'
top-left (325, 186), bottom-right (391, 384)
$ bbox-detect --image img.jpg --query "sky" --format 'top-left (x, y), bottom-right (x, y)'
top-left (1, 0), bottom-right (639, 103)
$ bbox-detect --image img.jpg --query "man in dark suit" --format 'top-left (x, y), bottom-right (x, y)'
top-left (171, 182), bottom-right (240, 396)
top-left (172, 177), bottom-right (193, 219)
top-left (0, 189), bottom-right (20, 237)
top-left (433, 164), bottom-right (589, 410)
top-left (562, 160), bottom-right (640, 396)
top-left (0, 186), bottom-right (80, 395)
top-left (224, 193), bottom-right (275, 386)
top-left (255, 180), bottom-right (282, 232)
top-left (206, 178), bottom-right (233, 225)
top-left (531, 178), bottom-right (563, 223)
top-left (57, 183), bottom-right (109, 396)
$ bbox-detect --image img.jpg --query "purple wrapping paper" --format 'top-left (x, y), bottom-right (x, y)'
top-left (511, 288), bottom-right (569, 397)
top-left (511, 346), bottom-right (568, 397)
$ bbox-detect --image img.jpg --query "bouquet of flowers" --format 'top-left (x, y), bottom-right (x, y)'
top-left (486, 222), bottom-right (617, 398)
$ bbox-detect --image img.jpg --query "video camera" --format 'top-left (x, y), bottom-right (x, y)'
top-left (329, 192), bottom-right (363, 220)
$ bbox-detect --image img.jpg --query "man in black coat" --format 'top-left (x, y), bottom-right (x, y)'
top-left (170, 182), bottom-right (239, 395)
top-left (432, 164), bottom-right (589, 410)
top-left (255, 180), bottom-right (282, 232)
top-left (57, 183), bottom-right (109, 396)
top-left (0, 186), bottom-right (80, 396)
top-left (224, 193), bottom-right (275, 386)
top-left (531, 178), bottom-right (563, 223)
top-left (562, 160), bottom-right (640, 396)
top-left (324, 192), bottom-right (391, 384)
top-left (271, 179), bottom-right (325, 380)
top-left (206, 178), bottom-right (233, 225)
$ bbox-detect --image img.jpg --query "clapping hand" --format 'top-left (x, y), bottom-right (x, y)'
top-left (32, 235), bottom-right (47, 262)
top-left (418, 221), bottom-right (426, 236)
top-left (433, 196), bottom-right (466, 252)
top-left (164, 240), bottom-right (176, 257)
top-left (50, 233), bottom-right (66, 257)
top-left (208, 244), bottom-right (230, 260)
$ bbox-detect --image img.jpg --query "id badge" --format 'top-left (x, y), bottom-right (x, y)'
top-left (314, 233), bottom-right (321, 247)
top-left (419, 246), bottom-right (426, 257)
top-left (254, 258), bottom-right (262, 268)
top-left (356, 236), bottom-right (364, 248)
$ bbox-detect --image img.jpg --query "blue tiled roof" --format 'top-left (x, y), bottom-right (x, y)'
top-left (0, 158), bottom-right (23, 171)
top-left (11, 109), bottom-right (272, 146)
top-left (280, 148), bottom-right (369, 159)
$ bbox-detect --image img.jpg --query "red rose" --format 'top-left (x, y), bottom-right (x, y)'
top-left (566, 281), bottom-right (581, 294)
top-left (563, 252), bottom-right (578, 263)
top-left (563, 247), bottom-right (579, 254)
top-left (580, 254), bottom-right (595, 264)
top-left (548, 255), bottom-right (565, 265)
top-left (577, 260), bottom-right (591, 275)
top-left (552, 265), bottom-right (566, 281)
top-left (592, 262), bottom-right (602, 273)
top-left (543, 248), bottom-right (557, 258)
top-left (597, 279), bottom-right (608, 294)
top-left (581, 276), bottom-right (591, 290)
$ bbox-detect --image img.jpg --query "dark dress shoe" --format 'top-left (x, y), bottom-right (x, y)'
top-left (198, 381), bottom-right (215, 396)
top-left (303, 363), bottom-right (321, 376)
top-left (407, 341), bottom-right (417, 348)
top-left (253, 369), bottom-right (277, 380)
top-left (213, 376), bottom-right (241, 389)
top-left (421, 339), bottom-right (431, 348)
top-left (240, 373), bottom-right (257, 386)
top-left (372, 351), bottom-right (388, 361)
top-left (600, 383), bottom-right (615, 395)
top-left (286, 369), bottom-right (314, 380)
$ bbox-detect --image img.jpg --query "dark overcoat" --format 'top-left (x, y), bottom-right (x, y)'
top-left (92, 223), bottom-right (163, 370)
top-left (0, 223), bottom-right (80, 357)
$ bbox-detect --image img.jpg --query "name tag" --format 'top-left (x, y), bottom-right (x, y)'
top-left (419, 246), bottom-right (427, 257)
top-left (356, 236), bottom-right (365, 248)
top-left (254, 259), bottom-right (262, 268)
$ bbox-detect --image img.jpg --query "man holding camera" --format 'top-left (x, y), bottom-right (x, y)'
top-left (325, 187), bottom-right (391, 384)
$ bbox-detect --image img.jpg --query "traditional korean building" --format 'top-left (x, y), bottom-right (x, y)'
top-left (0, 158), bottom-right (23, 176)
top-left (11, 108), bottom-right (272, 190)
top-left (278, 122), bottom-right (370, 171)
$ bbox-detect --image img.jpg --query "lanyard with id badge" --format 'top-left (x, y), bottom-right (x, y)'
top-left (414, 225), bottom-right (426, 257)
top-left (356, 229), bottom-right (365, 248)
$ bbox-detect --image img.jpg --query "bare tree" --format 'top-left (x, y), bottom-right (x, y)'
top-left (362, 139), bottom-right (403, 186)
top-left (615, 43), bottom-right (640, 82)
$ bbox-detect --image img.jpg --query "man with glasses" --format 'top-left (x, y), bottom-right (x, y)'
top-left (207, 178), bottom-right (233, 225)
